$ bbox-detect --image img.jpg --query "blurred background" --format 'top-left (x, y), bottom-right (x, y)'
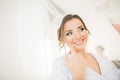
top-left (0, 0), bottom-right (120, 80)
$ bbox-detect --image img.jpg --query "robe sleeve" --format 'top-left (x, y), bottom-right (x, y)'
top-left (50, 58), bottom-right (70, 80)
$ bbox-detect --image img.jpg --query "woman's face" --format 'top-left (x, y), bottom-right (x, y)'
top-left (63, 18), bottom-right (88, 51)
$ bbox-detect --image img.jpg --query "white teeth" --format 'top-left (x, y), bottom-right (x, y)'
top-left (74, 39), bottom-right (84, 45)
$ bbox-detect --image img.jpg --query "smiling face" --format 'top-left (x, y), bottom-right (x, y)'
top-left (63, 18), bottom-right (88, 51)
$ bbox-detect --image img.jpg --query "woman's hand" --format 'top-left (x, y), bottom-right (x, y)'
top-left (64, 46), bottom-right (87, 80)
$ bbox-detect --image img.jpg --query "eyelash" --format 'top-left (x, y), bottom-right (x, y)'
top-left (79, 27), bottom-right (85, 32)
top-left (65, 27), bottom-right (85, 36)
top-left (65, 32), bottom-right (72, 36)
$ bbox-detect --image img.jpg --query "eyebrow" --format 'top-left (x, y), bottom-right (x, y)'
top-left (64, 30), bottom-right (72, 34)
top-left (77, 25), bottom-right (84, 29)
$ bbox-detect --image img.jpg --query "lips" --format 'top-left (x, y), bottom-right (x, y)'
top-left (73, 38), bottom-right (85, 45)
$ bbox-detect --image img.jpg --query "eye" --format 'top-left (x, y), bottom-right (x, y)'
top-left (65, 32), bottom-right (72, 36)
top-left (79, 27), bottom-right (85, 32)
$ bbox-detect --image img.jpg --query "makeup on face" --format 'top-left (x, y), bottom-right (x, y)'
top-left (63, 18), bottom-right (88, 50)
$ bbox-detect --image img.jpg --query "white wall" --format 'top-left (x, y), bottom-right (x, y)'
top-left (0, 0), bottom-right (22, 80)
top-left (0, 0), bottom-right (50, 80)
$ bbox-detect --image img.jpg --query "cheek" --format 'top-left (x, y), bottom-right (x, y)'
top-left (64, 37), bottom-right (73, 47)
top-left (84, 33), bottom-right (89, 44)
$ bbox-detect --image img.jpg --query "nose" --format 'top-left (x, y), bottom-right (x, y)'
top-left (74, 32), bottom-right (81, 39)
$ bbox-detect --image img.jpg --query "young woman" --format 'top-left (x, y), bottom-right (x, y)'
top-left (51, 14), bottom-right (119, 80)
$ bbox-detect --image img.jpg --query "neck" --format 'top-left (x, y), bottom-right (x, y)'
top-left (77, 49), bottom-right (87, 58)
top-left (70, 48), bottom-right (87, 58)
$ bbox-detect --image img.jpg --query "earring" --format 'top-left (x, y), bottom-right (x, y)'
top-left (86, 30), bottom-right (89, 33)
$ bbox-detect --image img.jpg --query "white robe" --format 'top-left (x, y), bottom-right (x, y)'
top-left (51, 53), bottom-right (119, 80)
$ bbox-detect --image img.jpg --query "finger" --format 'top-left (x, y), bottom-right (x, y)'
top-left (70, 45), bottom-right (77, 54)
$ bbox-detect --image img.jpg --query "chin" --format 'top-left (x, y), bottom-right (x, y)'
top-left (74, 45), bottom-right (85, 50)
